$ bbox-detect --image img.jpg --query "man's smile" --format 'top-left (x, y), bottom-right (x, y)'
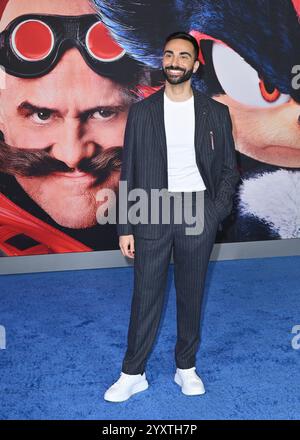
top-left (168, 70), bottom-right (183, 76)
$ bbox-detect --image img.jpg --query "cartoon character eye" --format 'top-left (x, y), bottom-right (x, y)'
top-left (211, 42), bottom-right (290, 107)
top-left (258, 79), bottom-right (281, 102)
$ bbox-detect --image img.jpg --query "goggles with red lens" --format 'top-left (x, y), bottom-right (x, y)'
top-left (0, 14), bottom-right (139, 82)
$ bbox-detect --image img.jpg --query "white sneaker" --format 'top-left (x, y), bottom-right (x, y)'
top-left (174, 367), bottom-right (205, 396)
top-left (104, 372), bottom-right (149, 402)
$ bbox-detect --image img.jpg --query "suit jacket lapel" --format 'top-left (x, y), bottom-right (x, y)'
top-left (193, 88), bottom-right (209, 155)
top-left (150, 87), bottom-right (167, 165)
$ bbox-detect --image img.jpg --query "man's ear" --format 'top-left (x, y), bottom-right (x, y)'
top-left (0, 118), bottom-right (4, 138)
top-left (0, 66), bottom-right (5, 129)
top-left (0, 97), bottom-right (4, 133)
top-left (0, 99), bottom-right (3, 131)
top-left (193, 59), bottom-right (200, 74)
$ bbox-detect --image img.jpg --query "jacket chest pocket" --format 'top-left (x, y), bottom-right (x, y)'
top-left (209, 130), bottom-right (215, 151)
top-left (205, 126), bottom-right (221, 155)
top-left (197, 127), bottom-right (223, 174)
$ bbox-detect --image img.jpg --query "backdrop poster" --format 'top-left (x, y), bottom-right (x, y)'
top-left (0, 0), bottom-right (299, 258)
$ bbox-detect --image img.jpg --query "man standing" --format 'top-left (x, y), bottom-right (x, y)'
top-left (0, 0), bottom-right (147, 255)
top-left (104, 32), bottom-right (239, 401)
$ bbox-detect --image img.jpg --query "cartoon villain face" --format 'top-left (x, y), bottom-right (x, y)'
top-left (0, 0), bottom-right (146, 229)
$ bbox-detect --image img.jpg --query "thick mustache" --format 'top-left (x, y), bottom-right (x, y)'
top-left (0, 140), bottom-right (122, 187)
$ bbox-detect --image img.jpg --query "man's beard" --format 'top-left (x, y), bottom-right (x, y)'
top-left (0, 134), bottom-right (122, 188)
top-left (162, 66), bottom-right (194, 85)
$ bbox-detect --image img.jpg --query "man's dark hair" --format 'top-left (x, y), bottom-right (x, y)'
top-left (164, 32), bottom-right (199, 61)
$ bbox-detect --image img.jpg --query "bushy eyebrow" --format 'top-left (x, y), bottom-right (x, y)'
top-left (17, 101), bottom-right (127, 120)
top-left (18, 101), bottom-right (59, 116)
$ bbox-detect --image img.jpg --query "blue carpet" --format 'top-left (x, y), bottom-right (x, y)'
top-left (0, 256), bottom-right (300, 420)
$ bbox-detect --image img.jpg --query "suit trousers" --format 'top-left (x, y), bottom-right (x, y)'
top-left (121, 191), bottom-right (219, 374)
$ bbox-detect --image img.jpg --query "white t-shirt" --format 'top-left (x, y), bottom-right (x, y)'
top-left (164, 92), bottom-right (206, 192)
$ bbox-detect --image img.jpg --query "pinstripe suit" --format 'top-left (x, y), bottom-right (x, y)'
top-left (117, 86), bottom-right (239, 374)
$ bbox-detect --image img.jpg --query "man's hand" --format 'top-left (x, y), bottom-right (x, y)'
top-left (119, 234), bottom-right (135, 258)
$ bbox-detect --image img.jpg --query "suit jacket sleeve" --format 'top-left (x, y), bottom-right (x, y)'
top-left (214, 106), bottom-right (240, 222)
top-left (117, 104), bottom-right (136, 236)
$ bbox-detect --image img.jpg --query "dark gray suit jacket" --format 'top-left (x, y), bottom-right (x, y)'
top-left (117, 86), bottom-right (240, 239)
